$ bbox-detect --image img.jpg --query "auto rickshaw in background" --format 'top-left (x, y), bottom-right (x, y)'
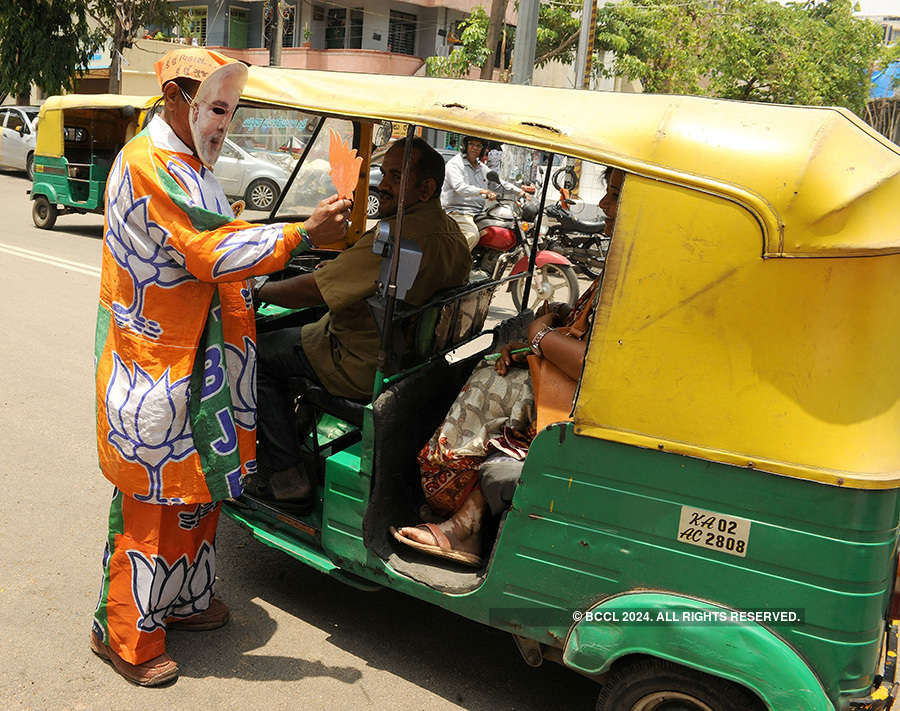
top-left (29, 94), bottom-right (154, 229)
top-left (170, 66), bottom-right (900, 711)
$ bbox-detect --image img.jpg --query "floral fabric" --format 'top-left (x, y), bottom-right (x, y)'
top-left (92, 488), bottom-right (221, 664)
top-left (95, 115), bottom-right (309, 504)
top-left (418, 361), bottom-right (535, 516)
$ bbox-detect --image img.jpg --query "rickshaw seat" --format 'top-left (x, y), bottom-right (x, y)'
top-left (366, 273), bottom-right (499, 376)
top-left (292, 376), bottom-right (367, 429)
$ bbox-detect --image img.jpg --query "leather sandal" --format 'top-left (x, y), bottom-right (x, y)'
top-left (90, 631), bottom-right (179, 687)
top-left (390, 524), bottom-right (483, 567)
top-left (167, 597), bottom-right (230, 631)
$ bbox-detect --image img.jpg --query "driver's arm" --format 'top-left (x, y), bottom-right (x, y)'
top-left (257, 272), bottom-right (323, 309)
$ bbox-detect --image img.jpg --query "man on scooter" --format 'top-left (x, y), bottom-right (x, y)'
top-left (441, 135), bottom-right (532, 250)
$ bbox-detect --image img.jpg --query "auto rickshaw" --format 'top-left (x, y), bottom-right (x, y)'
top-left (221, 66), bottom-right (900, 711)
top-left (30, 94), bottom-right (155, 229)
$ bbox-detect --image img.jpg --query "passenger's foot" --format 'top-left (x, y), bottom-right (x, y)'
top-left (391, 489), bottom-right (486, 567)
top-left (89, 631), bottom-right (179, 687)
top-left (167, 597), bottom-right (230, 631)
top-left (263, 465), bottom-right (315, 514)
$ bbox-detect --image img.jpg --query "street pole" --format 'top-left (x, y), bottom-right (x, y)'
top-left (511, 0), bottom-right (539, 85)
top-left (574, 0), bottom-right (593, 89)
top-left (271, 0), bottom-right (284, 67)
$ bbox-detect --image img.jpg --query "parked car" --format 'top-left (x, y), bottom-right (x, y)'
top-left (215, 138), bottom-right (292, 211)
top-left (0, 105), bottom-right (39, 179)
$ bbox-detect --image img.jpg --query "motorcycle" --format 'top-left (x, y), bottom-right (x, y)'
top-left (473, 172), bottom-right (580, 311)
top-left (540, 191), bottom-right (609, 279)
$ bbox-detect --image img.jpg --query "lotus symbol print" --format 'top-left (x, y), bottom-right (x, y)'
top-left (105, 352), bottom-right (195, 503)
top-left (105, 158), bottom-right (193, 338)
top-left (128, 541), bottom-right (215, 632)
top-left (225, 336), bottom-right (257, 430)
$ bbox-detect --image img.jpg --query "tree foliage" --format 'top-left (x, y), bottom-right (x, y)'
top-left (0, 0), bottom-right (100, 103)
top-left (427, 3), bottom-right (582, 78)
top-left (594, 0), bottom-right (884, 114)
top-left (426, 7), bottom-right (492, 78)
top-left (87, 0), bottom-right (181, 93)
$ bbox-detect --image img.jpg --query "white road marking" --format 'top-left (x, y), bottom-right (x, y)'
top-left (0, 242), bottom-right (101, 278)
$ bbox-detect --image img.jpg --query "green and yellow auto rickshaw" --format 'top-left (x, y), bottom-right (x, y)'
top-left (30, 94), bottom-right (154, 229)
top-left (219, 66), bottom-right (900, 711)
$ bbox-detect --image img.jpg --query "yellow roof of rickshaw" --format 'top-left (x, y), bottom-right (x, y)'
top-left (244, 67), bottom-right (900, 259)
top-left (38, 94), bottom-right (157, 115)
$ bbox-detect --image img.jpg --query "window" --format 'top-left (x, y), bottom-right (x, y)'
top-left (325, 7), bottom-right (346, 49)
top-left (8, 111), bottom-right (27, 134)
top-left (264, 1), bottom-right (295, 48)
top-left (0, 109), bottom-right (11, 129)
top-left (388, 10), bottom-right (416, 55)
top-left (349, 9), bottom-right (363, 49)
top-left (185, 7), bottom-right (207, 45)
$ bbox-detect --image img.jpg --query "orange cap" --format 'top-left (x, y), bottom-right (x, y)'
top-left (154, 48), bottom-right (239, 89)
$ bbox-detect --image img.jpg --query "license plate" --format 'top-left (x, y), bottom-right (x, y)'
top-left (677, 506), bottom-right (751, 558)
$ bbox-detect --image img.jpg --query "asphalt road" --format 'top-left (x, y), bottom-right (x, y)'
top-left (0, 169), bottom-right (598, 711)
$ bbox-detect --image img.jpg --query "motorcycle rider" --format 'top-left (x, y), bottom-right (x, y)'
top-left (441, 136), bottom-right (532, 250)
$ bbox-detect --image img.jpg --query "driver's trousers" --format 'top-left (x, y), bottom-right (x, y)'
top-left (256, 325), bottom-right (322, 473)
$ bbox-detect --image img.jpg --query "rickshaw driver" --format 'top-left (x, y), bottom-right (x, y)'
top-left (393, 168), bottom-right (624, 567)
top-left (250, 137), bottom-right (471, 511)
top-left (90, 47), bottom-right (352, 687)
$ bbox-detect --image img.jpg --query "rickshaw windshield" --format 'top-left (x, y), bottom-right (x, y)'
top-left (227, 106), bottom-right (354, 220)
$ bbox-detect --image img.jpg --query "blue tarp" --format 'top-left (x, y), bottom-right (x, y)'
top-left (871, 61), bottom-right (900, 99)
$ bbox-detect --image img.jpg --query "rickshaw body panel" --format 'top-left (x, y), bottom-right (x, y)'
top-left (574, 176), bottom-right (900, 488)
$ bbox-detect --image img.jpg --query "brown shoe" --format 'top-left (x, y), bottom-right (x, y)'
top-left (167, 597), bottom-right (230, 631)
top-left (90, 631), bottom-right (179, 687)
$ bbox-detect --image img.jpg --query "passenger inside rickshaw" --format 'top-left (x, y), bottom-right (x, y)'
top-left (387, 168), bottom-right (624, 569)
top-left (248, 136), bottom-right (471, 512)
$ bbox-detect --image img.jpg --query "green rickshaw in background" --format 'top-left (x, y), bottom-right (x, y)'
top-left (30, 94), bottom-right (154, 229)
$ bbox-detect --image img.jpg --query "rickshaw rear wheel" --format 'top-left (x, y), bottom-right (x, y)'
top-left (596, 657), bottom-right (764, 711)
top-left (32, 195), bottom-right (58, 230)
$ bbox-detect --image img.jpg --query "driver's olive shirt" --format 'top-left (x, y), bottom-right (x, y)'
top-left (301, 197), bottom-right (470, 399)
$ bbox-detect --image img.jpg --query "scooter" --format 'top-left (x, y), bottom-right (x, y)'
top-left (473, 172), bottom-right (580, 310)
top-left (540, 191), bottom-right (609, 279)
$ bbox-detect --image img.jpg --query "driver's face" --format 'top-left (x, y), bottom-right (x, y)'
top-left (376, 144), bottom-right (420, 217)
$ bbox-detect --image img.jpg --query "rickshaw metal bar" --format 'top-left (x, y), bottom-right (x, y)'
top-left (518, 151), bottom-right (556, 311)
top-left (374, 124), bottom-right (416, 395)
top-left (267, 116), bottom-right (325, 221)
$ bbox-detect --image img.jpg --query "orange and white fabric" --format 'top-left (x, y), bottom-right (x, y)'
top-left (94, 114), bottom-right (310, 505)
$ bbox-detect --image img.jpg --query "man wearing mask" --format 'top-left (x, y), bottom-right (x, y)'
top-left (90, 48), bottom-right (350, 686)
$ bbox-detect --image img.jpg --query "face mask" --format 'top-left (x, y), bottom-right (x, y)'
top-left (183, 62), bottom-right (247, 169)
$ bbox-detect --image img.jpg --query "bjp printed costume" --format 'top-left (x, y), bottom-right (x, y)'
top-left (91, 49), bottom-right (310, 667)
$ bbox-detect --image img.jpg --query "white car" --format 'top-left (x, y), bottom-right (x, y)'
top-left (215, 138), bottom-right (292, 212)
top-left (0, 106), bottom-right (39, 180)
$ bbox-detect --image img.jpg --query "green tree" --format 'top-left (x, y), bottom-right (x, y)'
top-left (426, 2), bottom-right (583, 79)
top-left (593, 0), bottom-right (884, 115)
top-left (87, 0), bottom-right (181, 93)
top-left (426, 7), bottom-right (492, 78)
top-left (0, 0), bottom-right (100, 104)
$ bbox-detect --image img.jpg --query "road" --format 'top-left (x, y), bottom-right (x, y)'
top-left (0, 169), bottom-right (598, 710)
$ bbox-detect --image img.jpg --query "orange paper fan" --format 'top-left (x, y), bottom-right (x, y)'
top-left (329, 128), bottom-right (363, 200)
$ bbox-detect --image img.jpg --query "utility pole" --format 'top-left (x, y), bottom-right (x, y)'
top-left (511, 0), bottom-right (539, 85)
top-left (480, 0), bottom-right (508, 80)
top-left (270, 0), bottom-right (284, 67)
top-left (574, 0), bottom-right (599, 90)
